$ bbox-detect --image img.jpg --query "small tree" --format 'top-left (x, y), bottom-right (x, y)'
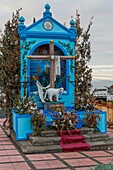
top-left (0, 9), bottom-right (21, 132)
top-left (74, 10), bottom-right (93, 110)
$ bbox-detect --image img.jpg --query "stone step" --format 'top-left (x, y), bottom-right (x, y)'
top-left (84, 133), bottom-right (109, 142)
top-left (41, 130), bottom-right (58, 137)
top-left (11, 129), bottom-right (113, 153)
top-left (81, 127), bottom-right (94, 134)
top-left (29, 135), bottom-right (61, 146)
top-left (89, 140), bottom-right (113, 150)
top-left (21, 144), bottom-right (62, 154)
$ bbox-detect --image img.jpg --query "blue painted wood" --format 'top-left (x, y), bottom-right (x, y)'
top-left (12, 109), bottom-right (33, 140)
top-left (18, 4), bottom-right (77, 107)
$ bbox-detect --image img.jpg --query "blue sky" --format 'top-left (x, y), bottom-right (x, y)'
top-left (0, 0), bottom-right (113, 89)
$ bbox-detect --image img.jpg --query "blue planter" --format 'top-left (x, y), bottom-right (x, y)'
top-left (12, 109), bottom-right (33, 140)
top-left (76, 110), bottom-right (107, 133)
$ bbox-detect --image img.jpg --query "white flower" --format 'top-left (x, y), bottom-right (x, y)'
top-left (17, 106), bottom-right (20, 109)
top-left (3, 99), bottom-right (6, 103)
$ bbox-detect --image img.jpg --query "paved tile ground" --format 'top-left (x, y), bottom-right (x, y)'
top-left (0, 118), bottom-right (113, 170)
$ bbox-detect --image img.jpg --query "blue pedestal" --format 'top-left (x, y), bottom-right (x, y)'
top-left (12, 109), bottom-right (33, 140)
top-left (43, 110), bottom-right (52, 127)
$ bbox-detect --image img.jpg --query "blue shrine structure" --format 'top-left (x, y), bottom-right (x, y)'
top-left (18, 4), bottom-right (77, 107)
top-left (12, 4), bottom-right (107, 140)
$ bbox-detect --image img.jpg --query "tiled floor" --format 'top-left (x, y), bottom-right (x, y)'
top-left (0, 118), bottom-right (113, 170)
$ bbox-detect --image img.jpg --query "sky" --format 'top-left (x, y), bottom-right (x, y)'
top-left (0, 0), bottom-right (113, 89)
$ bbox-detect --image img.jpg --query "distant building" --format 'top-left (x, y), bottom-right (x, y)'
top-left (93, 88), bottom-right (113, 102)
top-left (93, 89), bottom-right (107, 101)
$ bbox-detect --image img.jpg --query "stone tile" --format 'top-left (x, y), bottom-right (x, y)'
top-left (26, 154), bottom-right (43, 161)
top-left (82, 151), bottom-right (112, 157)
top-left (40, 153), bottom-right (56, 160)
top-left (2, 141), bottom-right (13, 144)
top-left (12, 162), bottom-right (31, 170)
top-left (94, 157), bottom-right (113, 164)
top-left (0, 134), bottom-right (7, 137)
top-left (47, 160), bottom-right (67, 168)
top-left (3, 144), bottom-right (16, 149)
top-left (65, 158), bottom-right (98, 167)
top-left (0, 132), bottom-right (5, 135)
top-left (0, 156), bottom-right (10, 163)
top-left (8, 155), bottom-right (25, 162)
top-left (0, 163), bottom-right (14, 170)
top-left (55, 152), bottom-right (85, 159)
top-left (0, 137), bottom-right (10, 141)
top-left (6, 149), bottom-right (20, 155)
top-left (32, 160), bottom-right (66, 169)
top-left (27, 153), bottom-right (56, 160)
top-left (0, 129), bottom-right (4, 133)
top-left (0, 145), bottom-right (4, 149)
top-left (0, 130), bottom-right (4, 133)
top-left (0, 150), bottom-right (7, 155)
top-left (32, 161), bottom-right (51, 169)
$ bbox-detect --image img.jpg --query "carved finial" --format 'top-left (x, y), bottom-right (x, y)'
top-left (18, 16), bottom-right (26, 32)
top-left (45, 3), bottom-right (51, 11)
top-left (43, 4), bottom-right (52, 17)
top-left (69, 18), bottom-right (77, 35)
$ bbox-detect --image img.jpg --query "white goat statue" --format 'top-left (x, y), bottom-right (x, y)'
top-left (44, 87), bottom-right (64, 102)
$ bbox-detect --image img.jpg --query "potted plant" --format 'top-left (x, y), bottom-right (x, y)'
top-left (30, 110), bottom-right (46, 136)
top-left (12, 95), bottom-right (37, 140)
top-left (82, 111), bottom-right (101, 132)
top-left (51, 104), bottom-right (78, 135)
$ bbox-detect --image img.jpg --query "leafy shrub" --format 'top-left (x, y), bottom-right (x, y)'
top-left (94, 163), bottom-right (113, 170)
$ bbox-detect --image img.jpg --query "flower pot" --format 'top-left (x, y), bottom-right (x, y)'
top-left (12, 109), bottom-right (33, 140)
top-left (76, 110), bottom-right (107, 133)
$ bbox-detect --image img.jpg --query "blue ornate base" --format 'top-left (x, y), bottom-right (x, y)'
top-left (12, 107), bottom-right (107, 141)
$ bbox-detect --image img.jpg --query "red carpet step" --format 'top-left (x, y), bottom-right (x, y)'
top-left (57, 129), bottom-right (90, 152)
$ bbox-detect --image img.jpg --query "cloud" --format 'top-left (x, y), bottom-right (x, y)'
top-left (90, 65), bottom-right (113, 68)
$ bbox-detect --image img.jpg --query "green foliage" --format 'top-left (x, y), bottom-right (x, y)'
top-left (82, 111), bottom-right (101, 130)
top-left (0, 9), bottom-right (21, 97)
top-left (31, 111), bottom-right (46, 136)
top-left (21, 40), bottom-right (36, 76)
top-left (58, 41), bottom-right (73, 55)
top-left (13, 95), bottom-right (37, 114)
top-left (94, 163), bottom-right (113, 170)
top-left (75, 11), bottom-right (93, 110)
top-left (0, 9), bottom-right (21, 130)
top-left (51, 108), bottom-right (78, 133)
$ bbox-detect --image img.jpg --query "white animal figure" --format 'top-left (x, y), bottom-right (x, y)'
top-left (44, 87), bottom-right (64, 102)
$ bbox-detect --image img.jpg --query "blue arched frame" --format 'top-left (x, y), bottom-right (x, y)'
top-left (27, 41), bottom-right (69, 96)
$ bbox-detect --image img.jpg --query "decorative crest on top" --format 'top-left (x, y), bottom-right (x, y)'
top-left (69, 18), bottom-right (77, 34)
top-left (43, 3), bottom-right (52, 17)
top-left (18, 16), bottom-right (26, 32)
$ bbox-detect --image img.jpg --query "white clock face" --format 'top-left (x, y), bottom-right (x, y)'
top-left (44, 20), bottom-right (53, 30)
